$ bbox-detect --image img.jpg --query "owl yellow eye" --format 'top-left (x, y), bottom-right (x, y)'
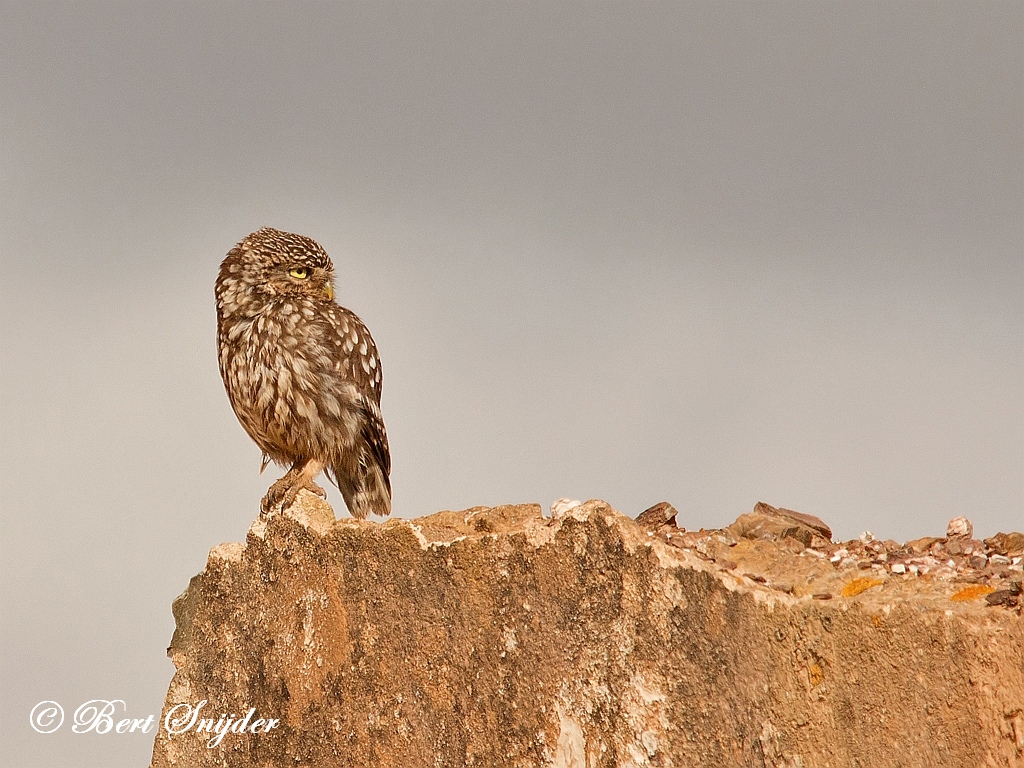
top-left (288, 267), bottom-right (309, 279)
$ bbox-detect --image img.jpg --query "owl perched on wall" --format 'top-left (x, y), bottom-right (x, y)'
top-left (215, 228), bottom-right (391, 519)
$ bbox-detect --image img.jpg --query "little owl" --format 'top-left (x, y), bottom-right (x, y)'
top-left (215, 227), bottom-right (391, 518)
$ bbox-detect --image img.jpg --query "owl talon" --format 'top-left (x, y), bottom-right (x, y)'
top-left (280, 480), bottom-right (326, 510)
top-left (261, 472), bottom-right (327, 512)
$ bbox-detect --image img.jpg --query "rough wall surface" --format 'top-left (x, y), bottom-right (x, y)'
top-left (151, 496), bottom-right (1024, 768)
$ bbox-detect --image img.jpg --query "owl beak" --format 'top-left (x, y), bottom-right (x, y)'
top-left (324, 283), bottom-right (334, 302)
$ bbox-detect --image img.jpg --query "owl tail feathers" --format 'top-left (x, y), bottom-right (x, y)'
top-left (331, 460), bottom-right (391, 520)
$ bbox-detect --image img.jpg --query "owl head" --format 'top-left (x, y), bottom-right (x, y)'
top-left (219, 228), bottom-right (336, 311)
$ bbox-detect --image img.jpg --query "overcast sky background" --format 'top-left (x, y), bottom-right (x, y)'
top-left (1, 2), bottom-right (1021, 765)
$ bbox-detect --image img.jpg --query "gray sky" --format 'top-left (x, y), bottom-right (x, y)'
top-left (1, 2), bottom-right (1021, 765)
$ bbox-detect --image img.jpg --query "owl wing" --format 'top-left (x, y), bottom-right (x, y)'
top-left (327, 305), bottom-right (383, 404)
top-left (326, 392), bottom-right (391, 518)
top-left (358, 394), bottom-right (392, 492)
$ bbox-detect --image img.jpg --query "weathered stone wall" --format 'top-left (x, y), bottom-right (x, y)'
top-left (151, 496), bottom-right (1024, 768)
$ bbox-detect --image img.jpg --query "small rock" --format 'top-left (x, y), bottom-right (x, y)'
top-left (859, 531), bottom-right (875, 544)
top-left (891, 563), bottom-right (906, 574)
top-left (989, 554), bottom-right (1012, 567)
top-left (812, 593), bottom-right (833, 600)
top-left (946, 516), bottom-right (973, 539)
top-left (550, 499), bottom-right (583, 519)
top-left (728, 502), bottom-right (831, 548)
top-left (772, 505), bottom-right (833, 541)
top-left (906, 537), bottom-right (939, 554)
top-left (984, 532), bottom-right (1024, 558)
top-left (985, 589), bottom-right (1018, 607)
top-left (635, 502), bottom-right (679, 530)
top-left (969, 555), bottom-right (988, 569)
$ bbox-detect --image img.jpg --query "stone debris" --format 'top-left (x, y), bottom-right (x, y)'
top-left (947, 515), bottom-right (974, 539)
top-left (634, 501), bottom-right (679, 530)
top-left (650, 505), bottom-right (1023, 612)
top-left (985, 532), bottom-right (1024, 557)
top-left (550, 498), bottom-right (582, 519)
top-left (986, 589), bottom-right (1020, 608)
top-left (724, 501), bottom-right (831, 548)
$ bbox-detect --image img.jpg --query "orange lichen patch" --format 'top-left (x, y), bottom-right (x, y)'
top-left (808, 662), bottom-right (824, 687)
top-left (950, 584), bottom-right (996, 602)
top-left (871, 615), bottom-right (883, 628)
top-left (841, 577), bottom-right (884, 597)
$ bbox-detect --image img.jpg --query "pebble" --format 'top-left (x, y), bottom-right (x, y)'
top-left (946, 516), bottom-right (973, 539)
top-left (550, 499), bottom-right (582, 519)
top-left (635, 501), bottom-right (679, 529)
top-left (985, 532), bottom-right (1024, 557)
top-left (906, 537), bottom-right (939, 554)
top-left (985, 590), bottom-right (1018, 607)
top-left (891, 563), bottom-right (906, 574)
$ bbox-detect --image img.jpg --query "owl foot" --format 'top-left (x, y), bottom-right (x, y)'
top-left (261, 462), bottom-right (328, 512)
